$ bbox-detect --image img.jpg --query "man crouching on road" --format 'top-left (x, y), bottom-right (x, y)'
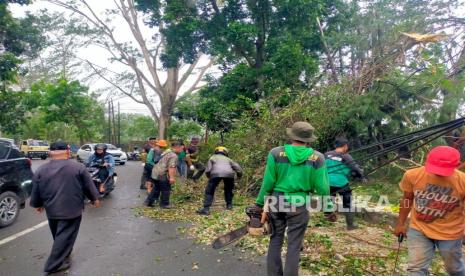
top-left (30, 141), bottom-right (100, 275)
top-left (254, 122), bottom-right (331, 276)
top-left (394, 146), bottom-right (465, 275)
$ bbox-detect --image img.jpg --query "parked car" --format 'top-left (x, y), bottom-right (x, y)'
top-left (76, 143), bottom-right (127, 165)
top-left (19, 139), bottom-right (49, 160)
top-left (0, 137), bottom-right (16, 148)
top-left (0, 141), bottom-right (33, 227)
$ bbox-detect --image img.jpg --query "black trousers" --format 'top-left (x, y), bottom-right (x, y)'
top-left (145, 179), bottom-right (171, 207)
top-left (44, 216), bottom-right (82, 273)
top-left (203, 177), bottom-right (234, 208)
top-left (140, 168), bottom-right (148, 189)
top-left (187, 162), bottom-right (206, 181)
top-left (330, 185), bottom-right (352, 209)
top-left (268, 205), bottom-right (309, 276)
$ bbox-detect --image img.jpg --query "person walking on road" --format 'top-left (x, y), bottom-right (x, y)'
top-left (324, 138), bottom-right (364, 230)
top-left (30, 141), bottom-right (100, 275)
top-left (144, 141), bottom-right (184, 208)
top-left (196, 146), bottom-right (243, 215)
top-left (255, 121), bottom-right (331, 276)
top-left (394, 146), bottom-right (465, 275)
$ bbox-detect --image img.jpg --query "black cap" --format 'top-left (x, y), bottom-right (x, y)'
top-left (50, 141), bottom-right (69, 151)
top-left (335, 138), bottom-right (349, 148)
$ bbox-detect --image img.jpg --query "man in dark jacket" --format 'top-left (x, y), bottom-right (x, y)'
top-left (325, 138), bottom-right (364, 230)
top-left (196, 146), bottom-right (243, 215)
top-left (30, 141), bottom-right (100, 275)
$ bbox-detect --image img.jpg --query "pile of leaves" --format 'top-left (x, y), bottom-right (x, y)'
top-left (134, 180), bottom-right (450, 275)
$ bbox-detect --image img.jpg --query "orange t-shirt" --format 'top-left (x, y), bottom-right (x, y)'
top-left (399, 166), bottom-right (465, 240)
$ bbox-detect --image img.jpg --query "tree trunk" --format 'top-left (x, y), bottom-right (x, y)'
top-left (158, 112), bottom-right (169, 139)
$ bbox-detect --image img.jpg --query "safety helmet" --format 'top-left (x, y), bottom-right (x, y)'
top-left (156, 140), bottom-right (168, 148)
top-left (94, 143), bottom-right (108, 151)
top-left (215, 146), bottom-right (229, 155)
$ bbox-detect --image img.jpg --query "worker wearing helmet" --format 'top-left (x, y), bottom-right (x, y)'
top-left (196, 146), bottom-right (243, 215)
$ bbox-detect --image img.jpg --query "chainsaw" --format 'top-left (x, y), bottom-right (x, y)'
top-left (212, 203), bottom-right (271, 249)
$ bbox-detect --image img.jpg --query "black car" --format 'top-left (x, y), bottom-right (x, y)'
top-left (0, 140), bottom-right (33, 227)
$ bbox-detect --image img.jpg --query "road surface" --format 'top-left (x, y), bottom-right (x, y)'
top-left (0, 160), bottom-right (265, 276)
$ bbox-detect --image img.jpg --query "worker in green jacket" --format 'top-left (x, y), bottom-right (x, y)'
top-left (254, 121), bottom-right (331, 276)
top-left (325, 137), bottom-right (364, 230)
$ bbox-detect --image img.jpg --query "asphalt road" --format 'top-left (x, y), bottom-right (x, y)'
top-left (0, 160), bottom-right (265, 276)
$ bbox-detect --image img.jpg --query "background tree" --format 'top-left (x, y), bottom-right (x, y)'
top-left (118, 113), bottom-right (157, 143)
top-left (25, 78), bottom-right (105, 144)
top-left (47, 0), bottom-right (214, 138)
top-left (0, 0), bottom-right (43, 134)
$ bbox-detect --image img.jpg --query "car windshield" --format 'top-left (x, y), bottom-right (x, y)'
top-left (28, 140), bottom-right (40, 146)
top-left (106, 144), bottom-right (117, 150)
top-left (38, 141), bottom-right (49, 146)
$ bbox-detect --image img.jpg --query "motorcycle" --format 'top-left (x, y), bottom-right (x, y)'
top-left (128, 147), bottom-right (141, 161)
top-left (86, 161), bottom-right (117, 198)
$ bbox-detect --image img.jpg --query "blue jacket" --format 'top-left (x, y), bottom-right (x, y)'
top-left (86, 153), bottom-right (115, 176)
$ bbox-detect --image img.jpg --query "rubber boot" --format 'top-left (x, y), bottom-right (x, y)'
top-left (345, 212), bottom-right (358, 230)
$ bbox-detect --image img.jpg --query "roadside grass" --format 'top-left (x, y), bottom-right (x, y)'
top-left (133, 179), bottom-right (449, 275)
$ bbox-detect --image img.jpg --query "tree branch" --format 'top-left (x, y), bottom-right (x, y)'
top-left (316, 17), bottom-right (339, 83)
top-left (85, 60), bottom-right (144, 104)
top-left (185, 59), bottom-right (213, 93)
top-left (178, 55), bottom-right (202, 88)
top-left (120, 0), bottom-right (163, 91)
top-left (210, 0), bottom-right (220, 14)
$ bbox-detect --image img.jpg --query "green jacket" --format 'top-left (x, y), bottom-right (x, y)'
top-left (256, 145), bottom-right (330, 206)
top-left (146, 148), bottom-right (162, 166)
top-left (325, 151), bottom-right (364, 188)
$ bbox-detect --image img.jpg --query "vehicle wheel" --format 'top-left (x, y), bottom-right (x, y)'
top-left (119, 162), bottom-right (125, 165)
top-left (41, 155), bottom-right (47, 160)
top-left (0, 192), bottom-right (20, 228)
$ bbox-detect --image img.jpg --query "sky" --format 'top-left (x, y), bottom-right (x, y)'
top-left (10, 0), bottom-right (213, 116)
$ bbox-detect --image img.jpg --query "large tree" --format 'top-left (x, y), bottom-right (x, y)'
top-left (0, 0), bottom-right (43, 134)
top-left (47, 0), bottom-right (213, 138)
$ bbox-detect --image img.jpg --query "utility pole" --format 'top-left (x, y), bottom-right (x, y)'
top-left (111, 99), bottom-right (116, 145)
top-left (108, 101), bottom-right (111, 144)
top-left (117, 102), bottom-right (121, 147)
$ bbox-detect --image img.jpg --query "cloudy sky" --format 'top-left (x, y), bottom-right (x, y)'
top-left (10, 0), bottom-right (213, 116)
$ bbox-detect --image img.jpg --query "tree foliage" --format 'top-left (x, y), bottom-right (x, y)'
top-left (0, 0), bottom-right (43, 133)
top-left (22, 78), bottom-right (105, 144)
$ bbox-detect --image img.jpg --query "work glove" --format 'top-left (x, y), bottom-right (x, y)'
top-left (189, 165), bottom-right (195, 171)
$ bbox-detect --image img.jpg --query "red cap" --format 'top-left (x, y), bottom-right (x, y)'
top-left (425, 146), bottom-right (460, 176)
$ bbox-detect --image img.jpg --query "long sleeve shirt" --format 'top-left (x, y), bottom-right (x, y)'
top-left (30, 159), bottom-right (99, 219)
